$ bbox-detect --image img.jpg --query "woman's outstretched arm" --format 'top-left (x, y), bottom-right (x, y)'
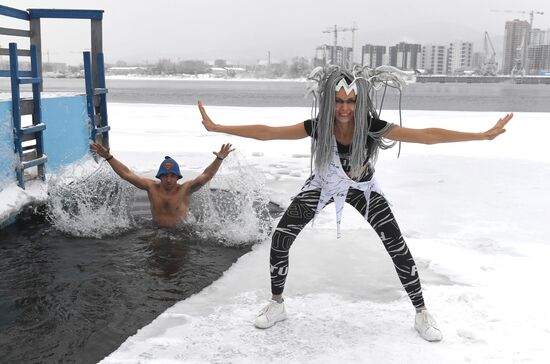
top-left (385, 113), bottom-right (513, 144)
top-left (198, 101), bottom-right (308, 141)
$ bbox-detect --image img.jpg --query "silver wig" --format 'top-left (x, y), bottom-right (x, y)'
top-left (306, 65), bottom-right (407, 179)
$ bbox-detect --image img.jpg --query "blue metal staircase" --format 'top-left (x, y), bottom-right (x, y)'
top-left (6, 42), bottom-right (48, 189)
top-left (1, 4), bottom-right (108, 189)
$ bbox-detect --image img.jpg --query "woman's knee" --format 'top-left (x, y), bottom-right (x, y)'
top-left (271, 228), bottom-right (295, 251)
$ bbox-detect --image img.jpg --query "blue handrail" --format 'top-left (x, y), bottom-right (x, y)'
top-left (30, 44), bottom-right (46, 181)
top-left (84, 51), bottom-right (110, 144)
top-left (9, 44), bottom-right (23, 176)
top-left (83, 51), bottom-right (95, 138)
top-left (0, 4), bottom-right (30, 20)
top-left (1, 5), bottom-right (103, 21)
top-left (96, 53), bottom-right (110, 146)
top-left (28, 9), bottom-right (103, 20)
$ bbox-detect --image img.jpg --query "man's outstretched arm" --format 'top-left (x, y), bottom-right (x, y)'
top-left (91, 143), bottom-right (152, 190)
top-left (187, 143), bottom-right (235, 193)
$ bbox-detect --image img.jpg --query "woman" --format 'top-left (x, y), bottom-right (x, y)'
top-left (197, 67), bottom-right (512, 341)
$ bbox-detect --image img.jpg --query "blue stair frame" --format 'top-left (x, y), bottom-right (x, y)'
top-left (8, 42), bottom-right (47, 189)
top-left (1, 5), bottom-right (108, 189)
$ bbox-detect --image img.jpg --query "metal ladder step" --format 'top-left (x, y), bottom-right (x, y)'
top-left (20, 123), bottom-right (46, 135)
top-left (21, 155), bottom-right (48, 169)
top-left (95, 125), bottom-right (110, 133)
top-left (18, 76), bottom-right (41, 84)
top-left (94, 87), bottom-right (108, 95)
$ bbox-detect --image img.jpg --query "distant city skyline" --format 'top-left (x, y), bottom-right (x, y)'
top-left (0, 0), bottom-right (548, 65)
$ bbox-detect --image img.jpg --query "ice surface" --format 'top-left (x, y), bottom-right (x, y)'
top-left (1, 103), bottom-right (548, 363)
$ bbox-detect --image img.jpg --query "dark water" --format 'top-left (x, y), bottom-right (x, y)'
top-left (0, 210), bottom-right (245, 364)
top-left (0, 195), bottom-right (281, 364)
top-left (1, 77), bottom-right (550, 111)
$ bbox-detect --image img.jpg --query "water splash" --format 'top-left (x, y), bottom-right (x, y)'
top-left (45, 153), bottom-right (274, 244)
top-left (188, 153), bottom-right (273, 246)
top-left (46, 156), bottom-right (135, 238)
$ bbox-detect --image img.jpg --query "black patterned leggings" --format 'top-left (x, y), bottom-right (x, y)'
top-left (270, 188), bottom-right (425, 309)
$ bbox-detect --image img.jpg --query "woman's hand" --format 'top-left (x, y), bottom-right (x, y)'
top-left (481, 113), bottom-right (513, 140)
top-left (198, 101), bottom-right (218, 132)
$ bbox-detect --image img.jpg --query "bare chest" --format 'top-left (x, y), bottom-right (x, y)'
top-left (149, 187), bottom-right (188, 213)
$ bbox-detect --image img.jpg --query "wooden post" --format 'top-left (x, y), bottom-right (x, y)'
top-left (90, 19), bottom-right (103, 89)
top-left (29, 17), bottom-right (42, 91)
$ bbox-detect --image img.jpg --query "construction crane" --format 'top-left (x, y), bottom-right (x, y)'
top-left (322, 24), bottom-right (358, 48)
top-left (489, 9), bottom-right (544, 28)
top-left (322, 23), bottom-right (359, 68)
top-left (490, 9), bottom-right (544, 76)
top-left (482, 31), bottom-right (498, 76)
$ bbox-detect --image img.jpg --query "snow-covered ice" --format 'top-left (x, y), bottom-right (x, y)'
top-left (2, 103), bottom-right (549, 363)
top-left (101, 105), bottom-right (550, 363)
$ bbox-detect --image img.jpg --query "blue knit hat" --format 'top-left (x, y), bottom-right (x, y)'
top-left (156, 156), bottom-right (182, 179)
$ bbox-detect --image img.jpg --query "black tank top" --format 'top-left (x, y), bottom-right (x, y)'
top-left (303, 117), bottom-right (389, 179)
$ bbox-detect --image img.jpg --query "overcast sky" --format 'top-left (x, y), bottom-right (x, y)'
top-left (1, 0), bottom-right (548, 65)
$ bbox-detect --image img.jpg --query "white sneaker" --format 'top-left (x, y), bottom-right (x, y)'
top-left (414, 309), bottom-right (443, 342)
top-left (254, 300), bottom-right (287, 329)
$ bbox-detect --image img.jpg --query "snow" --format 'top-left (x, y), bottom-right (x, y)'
top-left (101, 105), bottom-right (549, 363)
top-left (2, 103), bottom-right (549, 363)
top-left (0, 91), bottom-right (84, 100)
top-left (0, 181), bottom-right (47, 227)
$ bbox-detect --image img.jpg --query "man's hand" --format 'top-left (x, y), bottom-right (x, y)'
top-left (91, 143), bottom-right (111, 159)
top-left (214, 143), bottom-right (235, 160)
top-left (482, 113), bottom-right (513, 140)
top-left (198, 101), bottom-right (217, 132)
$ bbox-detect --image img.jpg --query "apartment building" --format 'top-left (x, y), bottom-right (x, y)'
top-left (389, 42), bottom-right (421, 70)
top-left (446, 41), bottom-right (473, 74)
top-left (420, 44), bottom-right (446, 74)
top-left (361, 44), bottom-right (386, 68)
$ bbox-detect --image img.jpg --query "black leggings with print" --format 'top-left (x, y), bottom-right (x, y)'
top-left (270, 188), bottom-right (425, 309)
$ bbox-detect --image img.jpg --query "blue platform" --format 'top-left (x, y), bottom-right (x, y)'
top-left (0, 101), bottom-right (15, 190)
top-left (0, 94), bottom-right (90, 192)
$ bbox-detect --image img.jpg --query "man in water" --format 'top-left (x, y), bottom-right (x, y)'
top-left (91, 143), bottom-right (234, 227)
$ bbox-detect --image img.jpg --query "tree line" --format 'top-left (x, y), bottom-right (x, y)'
top-left (113, 57), bottom-right (313, 79)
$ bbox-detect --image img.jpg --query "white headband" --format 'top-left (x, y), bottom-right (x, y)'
top-left (335, 78), bottom-right (357, 95)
